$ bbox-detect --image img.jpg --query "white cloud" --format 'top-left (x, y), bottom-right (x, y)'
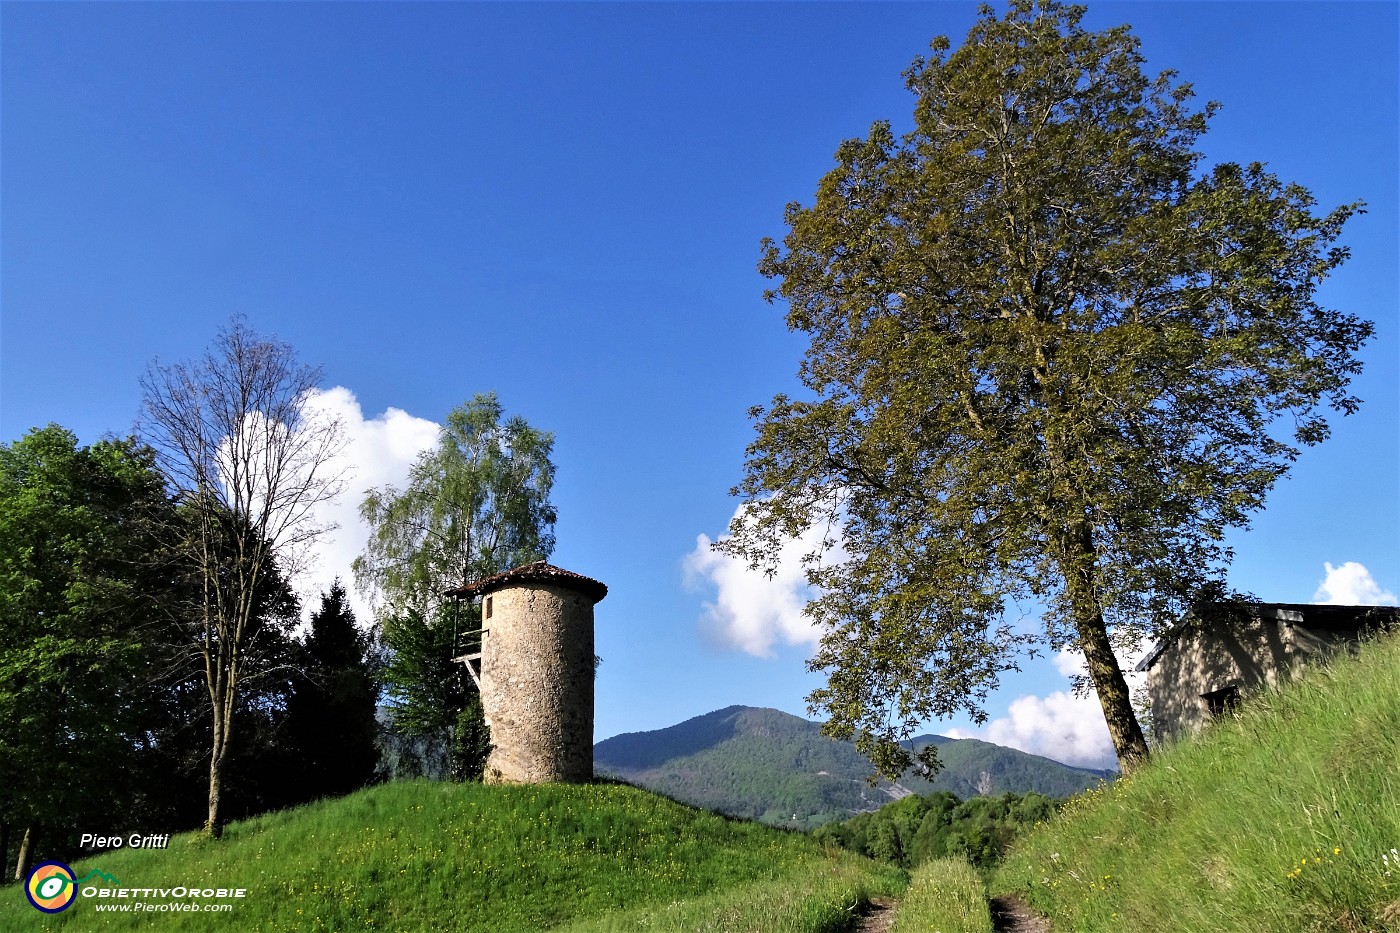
top-left (682, 505), bottom-right (838, 657)
top-left (1053, 648), bottom-right (1088, 679)
top-left (985, 691), bottom-right (1117, 770)
top-left (294, 387), bottom-right (439, 627)
top-left (1313, 561), bottom-right (1397, 606)
top-left (966, 643), bottom-right (1151, 771)
top-left (1051, 642), bottom-right (1150, 686)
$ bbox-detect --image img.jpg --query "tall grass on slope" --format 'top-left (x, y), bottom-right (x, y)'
top-left (2, 781), bottom-right (902, 932)
top-left (889, 858), bottom-right (992, 933)
top-left (995, 631), bottom-right (1400, 933)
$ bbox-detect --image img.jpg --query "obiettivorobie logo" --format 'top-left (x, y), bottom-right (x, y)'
top-left (25, 862), bottom-right (119, 913)
top-left (24, 863), bottom-right (248, 914)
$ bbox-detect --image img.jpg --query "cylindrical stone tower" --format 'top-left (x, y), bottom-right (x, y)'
top-left (447, 561), bottom-right (606, 784)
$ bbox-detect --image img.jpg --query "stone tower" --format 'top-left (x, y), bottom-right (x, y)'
top-left (446, 561), bottom-right (607, 784)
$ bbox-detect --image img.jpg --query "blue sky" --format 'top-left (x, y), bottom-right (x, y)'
top-left (3, 2), bottom-right (1396, 769)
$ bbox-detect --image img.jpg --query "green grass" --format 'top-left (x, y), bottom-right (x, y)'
top-left (994, 631), bottom-right (1400, 933)
top-left (4, 780), bottom-right (904, 932)
top-left (555, 854), bottom-right (903, 932)
top-left (889, 858), bottom-right (993, 933)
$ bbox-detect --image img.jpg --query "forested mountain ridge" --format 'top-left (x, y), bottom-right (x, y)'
top-left (594, 705), bottom-right (1113, 828)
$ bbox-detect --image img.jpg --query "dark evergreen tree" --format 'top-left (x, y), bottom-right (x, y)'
top-left (284, 581), bottom-right (381, 802)
top-left (132, 520), bottom-right (305, 826)
top-left (374, 603), bottom-right (477, 780)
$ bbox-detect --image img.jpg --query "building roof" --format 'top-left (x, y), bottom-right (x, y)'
top-left (1135, 602), bottom-right (1400, 672)
top-left (443, 561), bottom-right (608, 604)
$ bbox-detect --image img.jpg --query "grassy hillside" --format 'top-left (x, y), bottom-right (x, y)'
top-left (595, 705), bottom-right (1112, 827)
top-left (4, 780), bottom-right (903, 932)
top-left (995, 631), bottom-right (1400, 932)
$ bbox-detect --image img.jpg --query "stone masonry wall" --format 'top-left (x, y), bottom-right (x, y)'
top-left (1146, 616), bottom-right (1356, 740)
top-left (479, 582), bottom-right (595, 784)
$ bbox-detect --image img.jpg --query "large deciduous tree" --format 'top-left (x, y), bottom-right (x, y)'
top-left (0, 426), bottom-right (172, 878)
top-left (140, 316), bottom-right (344, 835)
top-left (355, 393), bottom-right (554, 776)
top-left (721, 1), bottom-right (1372, 776)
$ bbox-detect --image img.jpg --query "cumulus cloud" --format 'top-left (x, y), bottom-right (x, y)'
top-left (682, 506), bottom-right (838, 657)
top-left (1053, 648), bottom-right (1089, 678)
top-left (1313, 561), bottom-right (1397, 606)
top-left (1051, 641), bottom-right (1150, 685)
top-left (962, 642), bottom-right (1150, 771)
top-left (985, 691), bottom-right (1117, 769)
top-left (294, 387), bottom-right (439, 627)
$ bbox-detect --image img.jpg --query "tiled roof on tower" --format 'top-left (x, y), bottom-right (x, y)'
top-left (444, 561), bottom-right (608, 604)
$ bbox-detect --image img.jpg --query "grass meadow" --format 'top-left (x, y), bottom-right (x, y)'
top-left (3, 780), bottom-right (904, 932)
top-left (994, 630), bottom-right (1400, 933)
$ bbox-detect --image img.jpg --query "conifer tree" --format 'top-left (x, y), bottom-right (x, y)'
top-left (285, 582), bottom-right (381, 801)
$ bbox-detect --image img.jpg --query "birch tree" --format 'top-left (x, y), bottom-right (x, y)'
top-left (353, 392), bottom-right (556, 618)
top-left (354, 393), bottom-right (555, 772)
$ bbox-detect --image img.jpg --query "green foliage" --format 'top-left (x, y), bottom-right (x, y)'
top-left (723, 0), bottom-right (1373, 777)
top-left (890, 858), bottom-right (995, 933)
top-left (283, 581), bottom-right (382, 801)
top-left (994, 631), bottom-right (1400, 932)
top-left (450, 697), bottom-right (493, 782)
top-left (0, 423), bottom-right (335, 874)
top-left (0, 781), bottom-right (904, 932)
top-left (0, 426), bottom-right (173, 864)
top-left (379, 606), bottom-right (467, 740)
top-left (816, 790), bottom-right (1059, 872)
top-left (356, 394), bottom-right (556, 779)
top-left (376, 603), bottom-right (489, 781)
top-left (354, 392), bottom-right (556, 617)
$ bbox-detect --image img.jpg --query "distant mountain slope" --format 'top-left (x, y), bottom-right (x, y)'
top-left (594, 705), bottom-right (1113, 828)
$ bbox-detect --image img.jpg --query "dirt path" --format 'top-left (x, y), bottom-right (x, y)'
top-left (852, 896), bottom-right (897, 933)
top-left (851, 890), bottom-right (1050, 932)
top-left (989, 894), bottom-right (1051, 933)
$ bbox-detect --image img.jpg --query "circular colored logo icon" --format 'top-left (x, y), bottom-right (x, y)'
top-left (26, 861), bottom-right (77, 913)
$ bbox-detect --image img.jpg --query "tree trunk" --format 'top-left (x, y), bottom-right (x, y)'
top-left (206, 740), bottom-right (228, 839)
top-left (1060, 521), bottom-right (1151, 774)
top-left (206, 752), bottom-right (225, 839)
top-left (0, 821), bottom-right (10, 884)
top-left (1078, 605), bottom-right (1150, 774)
top-left (206, 698), bottom-right (232, 839)
top-left (14, 824), bottom-right (34, 883)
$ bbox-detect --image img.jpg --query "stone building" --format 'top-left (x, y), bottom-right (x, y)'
top-left (445, 561), bottom-right (607, 784)
top-left (1136, 602), bottom-right (1398, 739)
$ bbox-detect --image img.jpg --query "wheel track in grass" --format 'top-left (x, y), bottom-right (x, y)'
top-left (851, 895), bottom-right (897, 932)
top-left (989, 893), bottom-right (1051, 932)
top-left (852, 892), bottom-right (1051, 932)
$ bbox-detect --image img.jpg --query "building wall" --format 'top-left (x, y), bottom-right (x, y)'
top-left (478, 582), bottom-right (596, 783)
top-left (1147, 616), bottom-right (1360, 739)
